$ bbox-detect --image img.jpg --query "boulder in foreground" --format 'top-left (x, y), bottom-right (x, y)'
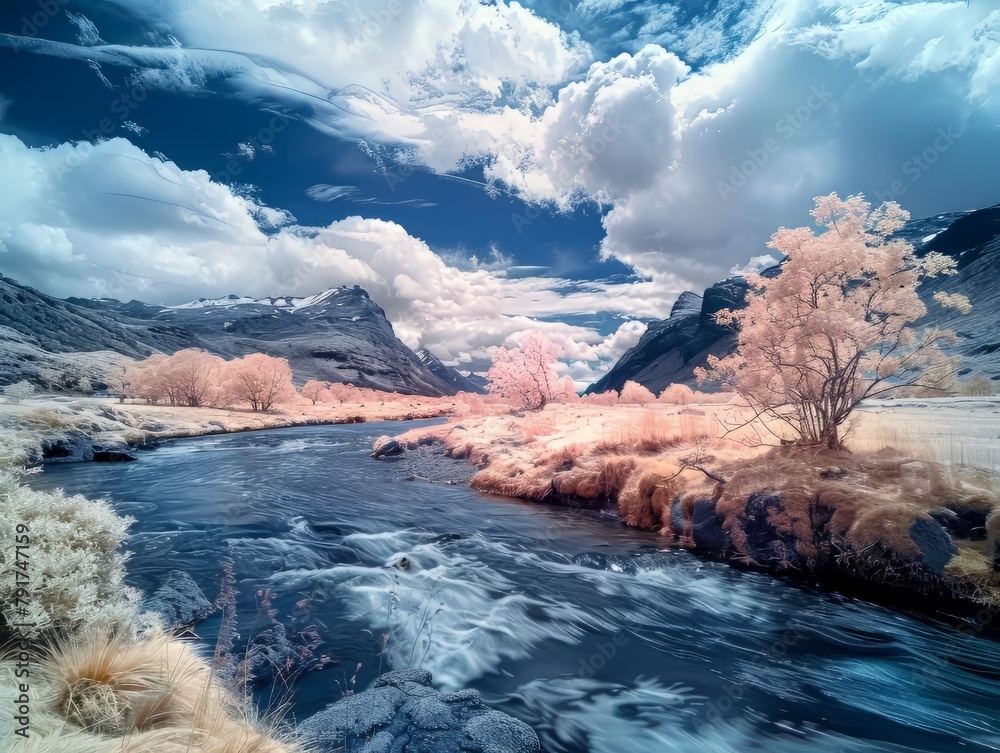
top-left (299, 668), bottom-right (540, 753)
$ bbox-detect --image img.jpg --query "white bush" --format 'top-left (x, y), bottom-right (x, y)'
top-left (0, 471), bottom-right (141, 635)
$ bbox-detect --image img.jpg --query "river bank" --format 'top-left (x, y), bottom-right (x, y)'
top-left (25, 421), bottom-right (1000, 753)
top-left (0, 394), bottom-right (455, 466)
top-left (0, 401), bottom-right (548, 752)
top-left (384, 399), bottom-right (1000, 611)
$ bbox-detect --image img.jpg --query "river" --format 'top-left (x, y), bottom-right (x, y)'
top-left (28, 421), bottom-right (1000, 752)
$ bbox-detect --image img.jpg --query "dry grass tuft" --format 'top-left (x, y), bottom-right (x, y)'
top-left (521, 417), bottom-right (557, 444)
top-left (596, 412), bottom-right (679, 454)
top-left (617, 470), bottom-right (680, 529)
top-left (0, 631), bottom-right (304, 752)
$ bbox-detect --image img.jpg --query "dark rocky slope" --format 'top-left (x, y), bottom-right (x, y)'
top-left (0, 276), bottom-right (471, 396)
top-left (589, 204), bottom-right (1000, 394)
top-left (417, 348), bottom-right (487, 394)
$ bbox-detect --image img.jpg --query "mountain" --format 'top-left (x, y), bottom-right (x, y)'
top-left (0, 278), bottom-right (467, 396)
top-left (588, 204), bottom-right (1000, 394)
top-left (416, 349), bottom-right (487, 394)
top-left (586, 273), bottom-right (779, 395)
top-left (915, 204), bottom-right (1000, 377)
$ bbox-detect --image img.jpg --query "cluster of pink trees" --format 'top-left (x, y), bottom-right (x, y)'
top-left (298, 380), bottom-right (429, 405)
top-left (125, 350), bottom-right (296, 412)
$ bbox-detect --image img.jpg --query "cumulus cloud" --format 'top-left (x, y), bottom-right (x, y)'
top-left (590, 0), bottom-right (1000, 289)
top-left (8, 0), bottom-right (994, 296)
top-left (0, 134), bottom-right (658, 381)
top-left (2, 0), bottom-right (999, 383)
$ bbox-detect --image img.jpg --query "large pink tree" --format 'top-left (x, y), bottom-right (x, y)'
top-left (698, 193), bottom-right (969, 449)
top-left (223, 354), bottom-right (296, 412)
top-left (487, 332), bottom-right (565, 411)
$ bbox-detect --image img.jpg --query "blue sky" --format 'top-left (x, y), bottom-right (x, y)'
top-left (0, 0), bottom-right (998, 381)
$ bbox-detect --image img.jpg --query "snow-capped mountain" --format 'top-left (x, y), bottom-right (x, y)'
top-left (0, 279), bottom-right (473, 396)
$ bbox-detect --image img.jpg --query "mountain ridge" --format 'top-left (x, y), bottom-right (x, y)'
top-left (0, 278), bottom-right (475, 397)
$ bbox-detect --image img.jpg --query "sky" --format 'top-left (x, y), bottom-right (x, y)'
top-left (0, 0), bottom-right (998, 384)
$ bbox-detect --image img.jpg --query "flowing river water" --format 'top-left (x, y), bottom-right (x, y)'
top-left (28, 421), bottom-right (1000, 753)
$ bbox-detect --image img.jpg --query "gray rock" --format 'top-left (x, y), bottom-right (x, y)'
top-left (909, 517), bottom-right (959, 574)
top-left (670, 497), bottom-right (687, 537)
top-left (359, 731), bottom-right (395, 753)
top-left (463, 710), bottom-right (541, 753)
top-left (406, 696), bottom-right (456, 730)
top-left (374, 668), bottom-right (433, 688)
top-left (691, 498), bottom-right (730, 553)
top-left (300, 669), bottom-right (539, 753)
top-left (92, 449), bottom-right (136, 462)
top-left (141, 570), bottom-right (212, 627)
top-left (372, 435), bottom-right (404, 458)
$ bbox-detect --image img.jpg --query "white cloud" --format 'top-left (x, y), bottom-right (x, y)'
top-left (730, 254), bottom-right (779, 277)
top-left (3, 0), bottom-right (999, 382)
top-left (6, 2), bottom-right (995, 296)
top-left (306, 184), bottom-right (360, 202)
top-left (0, 133), bottom-right (659, 383)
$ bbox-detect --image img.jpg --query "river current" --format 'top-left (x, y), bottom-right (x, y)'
top-left (29, 421), bottom-right (1000, 753)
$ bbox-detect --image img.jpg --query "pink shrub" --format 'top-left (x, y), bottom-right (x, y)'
top-left (487, 332), bottom-right (564, 410)
top-left (659, 383), bottom-right (694, 405)
top-left (581, 390), bottom-right (619, 406)
top-left (619, 380), bottom-right (656, 405)
top-left (300, 380), bottom-right (329, 405)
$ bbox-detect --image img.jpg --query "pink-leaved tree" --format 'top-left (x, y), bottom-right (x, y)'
top-left (300, 380), bottom-right (329, 405)
top-left (698, 193), bottom-right (969, 449)
top-left (126, 350), bottom-right (225, 407)
top-left (223, 354), bottom-right (296, 412)
top-left (487, 332), bottom-right (565, 410)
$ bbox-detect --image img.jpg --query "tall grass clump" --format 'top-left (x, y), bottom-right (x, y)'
top-left (0, 630), bottom-right (304, 751)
